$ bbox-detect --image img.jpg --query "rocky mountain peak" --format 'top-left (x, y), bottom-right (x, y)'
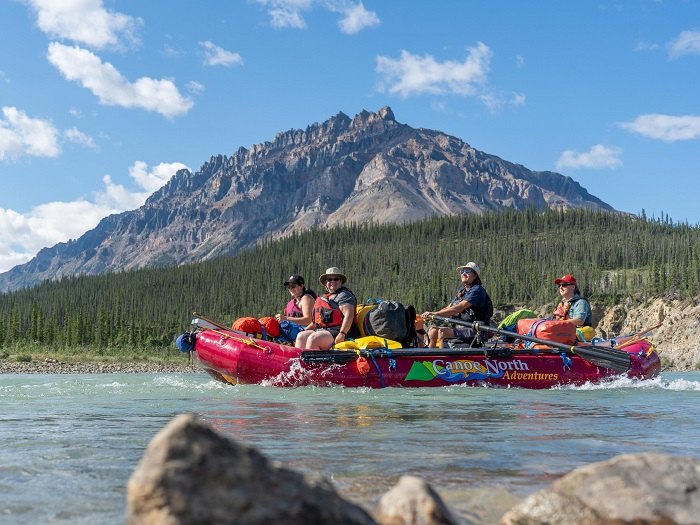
top-left (0, 107), bottom-right (613, 292)
top-left (378, 106), bottom-right (395, 121)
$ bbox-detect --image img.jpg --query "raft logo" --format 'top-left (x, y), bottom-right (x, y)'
top-left (405, 358), bottom-right (529, 383)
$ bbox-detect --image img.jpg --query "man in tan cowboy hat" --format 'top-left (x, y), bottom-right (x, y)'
top-left (421, 261), bottom-right (493, 348)
top-left (295, 267), bottom-right (357, 350)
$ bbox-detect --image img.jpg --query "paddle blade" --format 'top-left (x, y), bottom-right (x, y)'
top-left (573, 345), bottom-right (631, 373)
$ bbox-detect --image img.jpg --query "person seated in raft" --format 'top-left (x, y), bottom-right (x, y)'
top-left (275, 274), bottom-right (317, 326)
top-left (295, 267), bottom-right (357, 350)
top-left (552, 274), bottom-right (595, 339)
top-left (421, 261), bottom-right (493, 348)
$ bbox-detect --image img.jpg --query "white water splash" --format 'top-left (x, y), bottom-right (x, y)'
top-left (152, 374), bottom-right (227, 391)
top-left (559, 373), bottom-right (700, 392)
top-left (261, 358), bottom-right (324, 387)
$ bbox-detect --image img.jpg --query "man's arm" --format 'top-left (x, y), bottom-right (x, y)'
top-left (423, 300), bottom-right (470, 319)
top-left (335, 303), bottom-right (355, 342)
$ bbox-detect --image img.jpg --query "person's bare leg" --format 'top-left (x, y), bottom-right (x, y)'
top-left (427, 326), bottom-right (439, 348)
top-left (306, 331), bottom-right (335, 350)
top-left (295, 331), bottom-right (312, 349)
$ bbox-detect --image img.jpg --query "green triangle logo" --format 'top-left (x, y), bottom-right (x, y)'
top-left (405, 361), bottom-right (437, 382)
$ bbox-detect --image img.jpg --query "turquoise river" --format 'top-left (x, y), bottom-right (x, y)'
top-left (1, 371), bottom-right (699, 524)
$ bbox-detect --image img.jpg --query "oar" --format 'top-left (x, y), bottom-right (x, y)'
top-left (615, 322), bottom-right (662, 349)
top-left (192, 312), bottom-right (230, 331)
top-left (300, 346), bottom-right (514, 364)
top-left (427, 315), bottom-right (631, 373)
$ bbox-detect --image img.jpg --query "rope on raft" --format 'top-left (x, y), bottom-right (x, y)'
top-left (210, 328), bottom-right (269, 350)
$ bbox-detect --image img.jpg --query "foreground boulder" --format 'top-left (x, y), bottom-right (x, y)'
top-left (375, 475), bottom-right (459, 525)
top-left (128, 415), bottom-right (700, 525)
top-left (126, 413), bottom-right (376, 524)
top-left (501, 453), bottom-right (700, 525)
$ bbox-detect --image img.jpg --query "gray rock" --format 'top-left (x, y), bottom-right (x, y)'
top-left (0, 359), bottom-right (195, 374)
top-left (500, 453), bottom-right (700, 525)
top-left (595, 298), bottom-right (700, 370)
top-left (442, 486), bottom-right (521, 525)
top-left (375, 475), bottom-right (460, 525)
top-left (126, 413), bottom-right (376, 525)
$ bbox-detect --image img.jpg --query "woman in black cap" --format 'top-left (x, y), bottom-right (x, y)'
top-left (275, 274), bottom-right (317, 326)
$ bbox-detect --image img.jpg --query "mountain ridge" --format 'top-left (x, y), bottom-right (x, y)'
top-left (0, 106), bottom-right (612, 292)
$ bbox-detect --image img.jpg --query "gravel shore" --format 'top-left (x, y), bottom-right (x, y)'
top-left (0, 359), bottom-right (199, 374)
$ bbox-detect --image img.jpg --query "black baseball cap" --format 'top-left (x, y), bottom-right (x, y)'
top-left (283, 274), bottom-right (304, 286)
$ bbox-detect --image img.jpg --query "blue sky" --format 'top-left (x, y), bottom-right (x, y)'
top-left (1, 1), bottom-right (699, 274)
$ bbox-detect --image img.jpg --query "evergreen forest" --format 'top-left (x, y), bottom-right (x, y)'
top-left (0, 208), bottom-right (698, 355)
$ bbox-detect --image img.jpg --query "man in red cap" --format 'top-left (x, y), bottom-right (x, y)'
top-left (552, 274), bottom-right (593, 328)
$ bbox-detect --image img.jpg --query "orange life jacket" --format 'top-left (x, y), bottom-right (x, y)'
top-left (553, 295), bottom-right (592, 326)
top-left (313, 289), bottom-right (355, 328)
top-left (552, 301), bottom-right (572, 320)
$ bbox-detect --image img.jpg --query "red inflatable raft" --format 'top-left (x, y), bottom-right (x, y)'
top-left (181, 321), bottom-right (661, 389)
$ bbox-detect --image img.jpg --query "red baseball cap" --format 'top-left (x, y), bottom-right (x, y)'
top-left (554, 274), bottom-right (577, 285)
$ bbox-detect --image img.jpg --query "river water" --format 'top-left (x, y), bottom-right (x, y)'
top-left (1, 371), bottom-right (699, 524)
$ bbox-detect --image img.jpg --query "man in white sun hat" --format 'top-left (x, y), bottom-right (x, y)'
top-left (421, 261), bottom-right (493, 348)
top-left (295, 266), bottom-right (357, 350)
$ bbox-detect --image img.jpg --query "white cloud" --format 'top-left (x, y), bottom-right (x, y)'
top-left (555, 144), bottom-right (623, 170)
top-left (256, 0), bottom-right (312, 29)
top-left (187, 80), bottom-right (205, 95)
top-left (94, 161), bottom-right (187, 209)
top-left (334, 2), bottom-right (380, 34)
top-left (480, 91), bottom-right (526, 112)
top-left (96, 174), bottom-right (148, 211)
top-left (162, 43), bottom-right (181, 58)
top-left (0, 161), bottom-right (189, 273)
top-left (254, 0), bottom-right (379, 32)
top-left (0, 250), bottom-right (33, 276)
top-left (27, 0), bottom-right (141, 50)
top-left (376, 43), bottom-right (492, 98)
top-left (0, 106), bottom-right (60, 160)
top-left (47, 42), bottom-right (194, 119)
top-left (269, 7), bottom-right (307, 28)
top-left (619, 114), bottom-right (700, 142)
top-left (634, 40), bottom-right (659, 52)
top-left (199, 41), bottom-right (243, 67)
top-left (667, 29), bottom-right (700, 59)
top-left (511, 92), bottom-right (526, 106)
top-left (129, 160), bottom-right (188, 194)
top-left (64, 126), bottom-right (98, 149)
top-left (0, 200), bottom-right (115, 273)
top-left (68, 107), bottom-right (84, 118)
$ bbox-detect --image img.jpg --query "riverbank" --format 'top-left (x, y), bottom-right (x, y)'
top-left (0, 358), bottom-right (197, 374)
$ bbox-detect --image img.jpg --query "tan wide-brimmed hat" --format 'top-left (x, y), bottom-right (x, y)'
top-left (456, 261), bottom-right (480, 276)
top-left (319, 267), bottom-right (347, 285)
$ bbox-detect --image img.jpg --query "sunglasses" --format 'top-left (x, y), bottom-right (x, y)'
top-left (459, 269), bottom-right (474, 275)
top-left (325, 277), bottom-right (342, 282)
top-left (558, 283), bottom-right (574, 288)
